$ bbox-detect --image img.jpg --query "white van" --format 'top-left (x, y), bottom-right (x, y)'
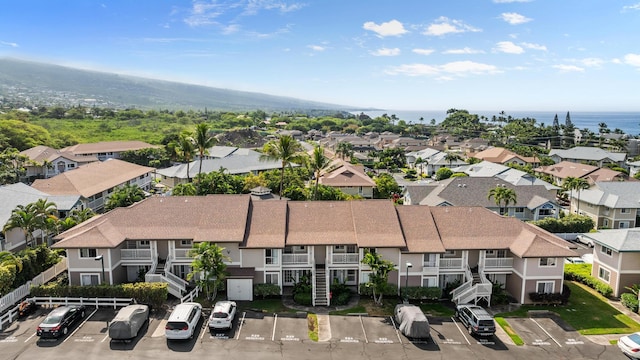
top-left (165, 302), bottom-right (202, 340)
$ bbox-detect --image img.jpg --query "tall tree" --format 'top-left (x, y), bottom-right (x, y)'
top-left (335, 142), bottom-right (354, 160)
top-left (28, 199), bottom-right (58, 244)
top-left (3, 205), bottom-right (37, 247)
top-left (361, 249), bottom-right (395, 306)
top-left (444, 152), bottom-right (462, 167)
top-left (260, 135), bottom-right (305, 199)
top-left (488, 186), bottom-right (518, 215)
top-left (562, 177), bottom-right (590, 214)
top-left (193, 123), bottom-right (217, 190)
top-left (309, 145), bottom-right (331, 200)
top-left (105, 184), bottom-right (146, 211)
top-left (176, 131), bottom-right (195, 182)
top-left (187, 242), bottom-right (231, 301)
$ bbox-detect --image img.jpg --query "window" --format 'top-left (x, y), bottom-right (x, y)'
top-left (138, 240), bottom-right (150, 247)
top-left (515, 207), bottom-right (524, 213)
top-left (444, 250), bottom-right (456, 257)
top-left (539, 257), bottom-right (556, 267)
top-left (485, 250), bottom-right (495, 255)
top-left (265, 249), bottom-right (279, 265)
top-left (619, 222), bottom-right (629, 229)
top-left (604, 219), bottom-right (609, 227)
top-left (180, 240), bottom-right (192, 246)
top-left (536, 281), bottom-right (554, 294)
top-left (283, 270), bottom-right (311, 285)
top-left (600, 245), bottom-right (613, 256)
top-left (422, 276), bottom-right (437, 287)
top-left (80, 248), bottom-right (97, 258)
top-left (331, 270), bottom-right (357, 284)
top-left (598, 267), bottom-right (611, 282)
top-left (265, 272), bottom-right (279, 285)
top-left (80, 274), bottom-right (99, 286)
top-left (621, 208), bottom-right (630, 214)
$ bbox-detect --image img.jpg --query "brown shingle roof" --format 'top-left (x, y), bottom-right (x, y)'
top-left (243, 201), bottom-right (287, 248)
top-left (396, 206), bottom-right (446, 253)
top-left (286, 201), bottom-right (358, 245)
top-left (319, 164), bottom-right (376, 187)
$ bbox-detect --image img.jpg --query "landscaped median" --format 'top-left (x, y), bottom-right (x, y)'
top-left (496, 281), bottom-right (640, 342)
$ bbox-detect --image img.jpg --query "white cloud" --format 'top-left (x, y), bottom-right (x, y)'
top-left (494, 41), bottom-right (524, 54)
top-left (184, 1), bottom-right (304, 27)
top-left (412, 48), bottom-right (435, 56)
top-left (521, 42), bottom-right (546, 51)
top-left (553, 64), bottom-right (584, 72)
top-left (500, 12), bottom-right (532, 25)
top-left (362, 19), bottom-right (408, 37)
top-left (222, 24), bottom-right (241, 34)
top-left (624, 53), bottom-right (640, 67)
top-left (443, 47), bottom-right (484, 54)
top-left (386, 60), bottom-right (499, 77)
top-left (308, 45), bottom-right (325, 52)
top-left (371, 47), bottom-right (401, 56)
top-left (184, 2), bottom-right (223, 27)
top-left (579, 57), bottom-right (605, 67)
top-left (622, 3), bottom-right (640, 12)
top-left (0, 41), bottom-right (19, 47)
top-left (423, 17), bottom-right (481, 36)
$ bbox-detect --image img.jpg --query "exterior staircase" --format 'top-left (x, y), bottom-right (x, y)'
top-left (314, 267), bottom-right (328, 306)
top-left (451, 267), bottom-right (493, 306)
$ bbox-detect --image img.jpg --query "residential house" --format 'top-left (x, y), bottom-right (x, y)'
top-left (156, 148), bottom-right (288, 188)
top-left (573, 182), bottom-right (640, 229)
top-left (472, 147), bottom-right (540, 168)
top-left (627, 160), bottom-right (640, 178)
top-left (453, 161), bottom-right (559, 194)
top-left (535, 161), bottom-right (625, 187)
top-left (548, 146), bottom-right (627, 168)
top-left (0, 183), bottom-right (82, 251)
top-left (61, 140), bottom-right (160, 161)
top-left (20, 145), bottom-right (98, 180)
top-left (51, 195), bottom-right (576, 305)
top-left (403, 177), bottom-right (560, 221)
top-left (318, 162), bottom-right (376, 198)
top-left (579, 229), bottom-right (640, 297)
top-left (31, 159), bottom-right (154, 213)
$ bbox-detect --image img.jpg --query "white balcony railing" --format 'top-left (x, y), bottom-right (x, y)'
top-left (174, 248), bottom-right (191, 260)
top-left (331, 253), bottom-right (359, 264)
top-left (282, 254), bottom-right (309, 265)
top-left (439, 258), bottom-right (464, 269)
top-left (121, 248), bottom-right (152, 260)
top-left (484, 257), bottom-right (513, 268)
top-left (422, 261), bottom-right (438, 268)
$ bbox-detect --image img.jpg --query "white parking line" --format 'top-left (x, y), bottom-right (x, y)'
top-left (450, 316), bottom-right (471, 345)
top-left (24, 332), bottom-right (37, 342)
top-left (235, 312), bottom-right (246, 340)
top-left (531, 318), bottom-right (562, 347)
top-left (63, 307), bottom-right (98, 343)
top-left (359, 315), bottom-right (368, 344)
top-left (101, 333), bottom-right (110, 342)
top-left (388, 316), bottom-right (402, 344)
top-left (271, 314), bottom-right (277, 342)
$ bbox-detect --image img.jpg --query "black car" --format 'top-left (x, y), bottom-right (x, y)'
top-left (37, 305), bottom-right (86, 338)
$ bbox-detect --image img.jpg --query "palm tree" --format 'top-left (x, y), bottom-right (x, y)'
top-left (176, 131), bottom-right (195, 183)
top-left (488, 186), bottom-right (518, 216)
top-left (562, 177), bottom-right (590, 214)
top-left (28, 199), bottom-right (58, 245)
top-left (444, 152), bottom-right (462, 167)
top-left (193, 123), bottom-right (217, 188)
top-left (105, 184), bottom-right (146, 211)
top-left (187, 242), bottom-right (231, 301)
top-left (260, 135), bottom-right (305, 199)
top-left (309, 145), bottom-right (331, 200)
top-left (335, 142), bottom-right (354, 160)
top-left (414, 157), bottom-right (427, 177)
top-left (3, 205), bottom-right (38, 247)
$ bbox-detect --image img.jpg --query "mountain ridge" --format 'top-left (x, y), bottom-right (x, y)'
top-left (0, 57), bottom-right (354, 112)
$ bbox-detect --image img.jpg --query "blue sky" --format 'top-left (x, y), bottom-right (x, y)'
top-left (1, 0), bottom-right (640, 111)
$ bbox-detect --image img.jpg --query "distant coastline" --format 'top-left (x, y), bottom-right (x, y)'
top-left (350, 110), bottom-right (640, 136)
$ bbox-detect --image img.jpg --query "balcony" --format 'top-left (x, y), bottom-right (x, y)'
top-left (282, 253), bottom-right (309, 265)
top-left (439, 258), bottom-right (464, 270)
top-left (331, 253), bottom-right (359, 264)
top-left (174, 248), bottom-right (191, 260)
top-left (483, 257), bottom-right (514, 270)
top-left (121, 248), bottom-right (152, 260)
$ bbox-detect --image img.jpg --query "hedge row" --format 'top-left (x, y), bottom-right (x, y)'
top-left (30, 282), bottom-right (168, 309)
top-left (253, 283), bottom-right (281, 299)
top-left (359, 282), bottom-right (398, 297)
top-left (564, 264), bottom-right (613, 297)
top-left (621, 293), bottom-right (639, 313)
top-left (401, 286), bottom-right (442, 301)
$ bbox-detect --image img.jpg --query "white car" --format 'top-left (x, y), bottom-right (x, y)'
top-left (564, 257), bottom-right (585, 264)
top-left (165, 302), bottom-right (202, 340)
top-left (618, 332), bottom-right (640, 358)
top-left (575, 235), bottom-right (594, 248)
top-left (208, 300), bottom-right (237, 331)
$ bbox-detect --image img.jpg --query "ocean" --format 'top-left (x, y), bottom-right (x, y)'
top-left (351, 110), bottom-right (640, 136)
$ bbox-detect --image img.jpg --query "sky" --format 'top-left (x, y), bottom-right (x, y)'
top-left (1, 0), bottom-right (640, 112)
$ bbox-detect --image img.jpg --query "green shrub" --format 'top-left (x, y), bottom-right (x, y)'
top-left (30, 282), bottom-right (168, 309)
top-left (531, 214), bottom-right (594, 233)
top-left (621, 293), bottom-right (639, 313)
top-left (330, 281), bottom-right (352, 306)
top-left (401, 286), bottom-right (442, 301)
top-left (254, 283), bottom-right (281, 299)
top-left (294, 292), bottom-right (312, 305)
top-left (359, 282), bottom-right (397, 297)
top-left (564, 264), bottom-right (613, 297)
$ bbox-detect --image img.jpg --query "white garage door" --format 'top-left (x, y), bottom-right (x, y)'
top-left (227, 279), bottom-right (253, 301)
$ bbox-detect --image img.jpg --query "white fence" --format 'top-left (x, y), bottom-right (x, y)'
top-left (0, 257), bottom-right (67, 314)
top-left (181, 286), bottom-right (200, 303)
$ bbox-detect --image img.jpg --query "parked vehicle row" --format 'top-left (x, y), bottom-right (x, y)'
top-left (36, 305), bottom-right (86, 338)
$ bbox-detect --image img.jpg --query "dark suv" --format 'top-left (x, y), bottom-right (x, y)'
top-left (455, 304), bottom-right (496, 337)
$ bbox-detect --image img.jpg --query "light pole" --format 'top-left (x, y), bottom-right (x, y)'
top-left (404, 262), bottom-right (413, 303)
top-left (95, 254), bottom-right (106, 285)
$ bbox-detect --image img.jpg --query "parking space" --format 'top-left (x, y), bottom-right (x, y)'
top-left (329, 315), bottom-right (366, 344)
top-left (0, 308), bottom-right (48, 343)
top-left (506, 318), bottom-right (561, 347)
top-left (429, 317), bottom-right (470, 346)
top-left (66, 308), bottom-right (113, 344)
top-left (272, 313), bottom-right (309, 342)
top-left (361, 316), bottom-right (401, 344)
top-left (235, 312), bottom-right (275, 341)
top-left (528, 317), bottom-right (587, 347)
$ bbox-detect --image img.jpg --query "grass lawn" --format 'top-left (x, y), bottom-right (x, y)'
top-left (497, 281), bottom-right (640, 335)
top-left (237, 299), bottom-right (297, 314)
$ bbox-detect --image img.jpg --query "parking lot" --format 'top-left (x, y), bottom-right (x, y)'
top-left (0, 306), bottom-right (628, 359)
